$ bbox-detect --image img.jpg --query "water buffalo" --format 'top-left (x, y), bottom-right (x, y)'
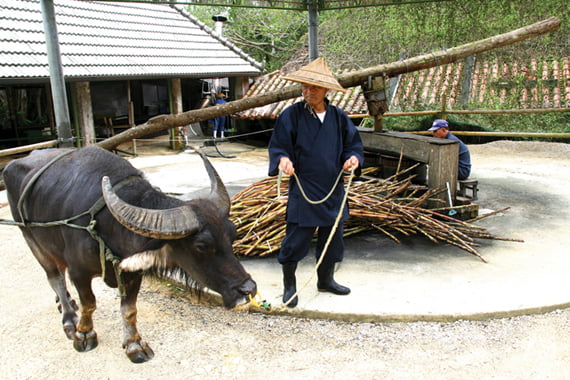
top-left (3, 146), bottom-right (257, 363)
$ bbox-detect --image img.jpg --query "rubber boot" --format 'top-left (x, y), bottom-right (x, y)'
top-left (282, 263), bottom-right (298, 307)
top-left (317, 262), bottom-right (350, 295)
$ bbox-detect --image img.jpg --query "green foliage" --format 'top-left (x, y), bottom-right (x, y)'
top-left (454, 113), bottom-right (569, 134)
top-left (319, 0), bottom-right (569, 70)
top-left (187, 5), bottom-right (307, 71)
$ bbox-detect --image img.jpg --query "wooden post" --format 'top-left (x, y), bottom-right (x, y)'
top-left (427, 139), bottom-right (458, 206)
top-left (127, 81), bottom-right (136, 155)
top-left (362, 76), bottom-right (389, 132)
top-left (73, 81), bottom-right (95, 146)
top-left (440, 93), bottom-right (447, 120)
top-left (169, 78), bottom-right (184, 150)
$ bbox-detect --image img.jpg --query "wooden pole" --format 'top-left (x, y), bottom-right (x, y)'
top-left (336, 17), bottom-right (561, 86)
top-left (407, 131), bottom-right (570, 139)
top-left (96, 17), bottom-right (560, 151)
top-left (352, 107), bottom-right (570, 117)
top-left (0, 140), bottom-right (58, 158)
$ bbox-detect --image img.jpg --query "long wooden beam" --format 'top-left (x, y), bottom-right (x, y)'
top-left (0, 140), bottom-right (58, 158)
top-left (336, 16), bottom-right (561, 86)
top-left (96, 17), bottom-right (560, 150)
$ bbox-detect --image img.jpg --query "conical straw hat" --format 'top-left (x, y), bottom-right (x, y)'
top-left (282, 57), bottom-right (347, 93)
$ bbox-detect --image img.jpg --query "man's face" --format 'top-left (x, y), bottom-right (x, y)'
top-left (432, 127), bottom-right (448, 139)
top-left (301, 84), bottom-right (328, 108)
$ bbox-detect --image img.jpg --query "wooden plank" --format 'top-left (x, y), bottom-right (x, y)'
top-left (427, 140), bottom-right (458, 205)
top-left (359, 130), bottom-right (456, 162)
top-left (359, 129), bottom-right (459, 205)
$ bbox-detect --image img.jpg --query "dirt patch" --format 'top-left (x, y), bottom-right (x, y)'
top-left (1, 141), bottom-right (570, 379)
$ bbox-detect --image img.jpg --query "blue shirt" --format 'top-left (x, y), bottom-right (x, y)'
top-left (446, 132), bottom-right (471, 180)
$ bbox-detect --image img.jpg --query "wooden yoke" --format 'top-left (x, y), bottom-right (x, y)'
top-left (362, 75), bottom-right (389, 132)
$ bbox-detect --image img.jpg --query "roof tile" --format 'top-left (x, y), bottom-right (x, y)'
top-left (236, 58), bottom-right (570, 119)
top-left (0, 0), bottom-right (262, 83)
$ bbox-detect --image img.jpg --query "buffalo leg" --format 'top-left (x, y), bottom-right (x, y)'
top-left (47, 272), bottom-right (79, 340)
top-left (25, 237), bottom-right (79, 340)
top-left (121, 272), bottom-right (154, 363)
top-left (69, 274), bottom-right (99, 352)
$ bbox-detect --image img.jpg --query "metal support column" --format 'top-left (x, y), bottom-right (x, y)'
top-left (40, 0), bottom-right (73, 147)
top-left (307, 0), bottom-right (319, 62)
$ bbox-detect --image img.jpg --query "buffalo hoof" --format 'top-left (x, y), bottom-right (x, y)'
top-left (125, 341), bottom-right (155, 363)
top-left (73, 330), bottom-right (98, 352)
top-left (63, 319), bottom-right (77, 340)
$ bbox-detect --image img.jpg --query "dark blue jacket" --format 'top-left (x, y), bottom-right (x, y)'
top-left (268, 100), bottom-right (364, 227)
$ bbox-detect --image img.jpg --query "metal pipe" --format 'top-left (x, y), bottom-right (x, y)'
top-left (307, 0), bottom-right (319, 61)
top-left (407, 131), bottom-right (570, 139)
top-left (40, 0), bottom-right (73, 147)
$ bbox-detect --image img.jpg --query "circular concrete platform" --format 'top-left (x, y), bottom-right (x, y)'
top-left (3, 141), bottom-right (566, 323)
top-left (237, 141), bottom-right (570, 321)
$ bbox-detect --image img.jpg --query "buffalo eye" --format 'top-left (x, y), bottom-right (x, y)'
top-left (193, 241), bottom-right (211, 255)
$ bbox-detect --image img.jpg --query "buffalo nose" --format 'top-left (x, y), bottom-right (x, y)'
top-left (239, 278), bottom-right (257, 296)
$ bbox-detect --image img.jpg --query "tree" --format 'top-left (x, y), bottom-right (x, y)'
top-left (319, 0), bottom-right (569, 70)
top-left (188, 6), bottom-right (307, 71)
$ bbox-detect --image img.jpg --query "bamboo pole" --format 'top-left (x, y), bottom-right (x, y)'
top-left (408, 131), bottom-right (570, 139)
top-left (96, 17), bottom-right (560, 150)
top-left (350, 107), bottom-right (570, 118)
top-left (336, 17), bottom-right (560, 86)
top-left (0, 140), bottom-right (58, 158)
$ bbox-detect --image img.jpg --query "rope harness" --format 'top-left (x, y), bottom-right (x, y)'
top-left (2, 149), bottom-right (356, 310)
top-left (0, 150), bottom-right (140, 295)
top-left (275, 166), bottom-right (356, 308)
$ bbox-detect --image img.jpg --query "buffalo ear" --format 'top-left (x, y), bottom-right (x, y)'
top-left (120, 248), bottom-right (170, 272)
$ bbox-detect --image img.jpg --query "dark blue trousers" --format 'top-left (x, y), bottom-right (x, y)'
top-left (278, 222), bottom-right (344, 265)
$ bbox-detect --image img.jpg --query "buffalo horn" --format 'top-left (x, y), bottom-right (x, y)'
top-left (196, 150), bottom-right (231, 216)
top-left (101, 176), bottom-right (200, 240)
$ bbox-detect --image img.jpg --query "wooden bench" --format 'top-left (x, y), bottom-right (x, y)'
top-left (458, 179), bottom-right (479, 200)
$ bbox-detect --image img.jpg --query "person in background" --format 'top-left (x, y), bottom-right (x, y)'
top-left (429, 119), bottom-right (472, 180)
top-left (212, 92), bottom-right (228, 139)
top-left (268, 57), bottom-right (364, 308)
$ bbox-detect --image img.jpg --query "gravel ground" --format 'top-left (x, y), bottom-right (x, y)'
top-left (1, 141), bottom-right (570, 379)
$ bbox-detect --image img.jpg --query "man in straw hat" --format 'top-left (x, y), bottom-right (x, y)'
top-left (268, 57), bottom-right (364, 307)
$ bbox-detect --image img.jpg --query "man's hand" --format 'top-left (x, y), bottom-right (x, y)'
top-left (343, 156), bottom-right (360, 172)
top-left (279, 156), bottom-right (295, 175)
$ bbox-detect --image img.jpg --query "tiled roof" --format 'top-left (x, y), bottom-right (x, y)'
top-left (235, 70), bottom-right (368, 119)
top-left (0, 0), bottom-right (263, 83)
top-left (235, 58), bottom-right (570, 119)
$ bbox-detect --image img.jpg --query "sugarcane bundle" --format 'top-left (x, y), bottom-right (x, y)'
top-left (230, 167), bottom-right (519, 262)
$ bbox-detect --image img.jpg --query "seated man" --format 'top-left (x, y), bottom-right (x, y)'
top-left (428, 119), bottom-right (471, 180)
